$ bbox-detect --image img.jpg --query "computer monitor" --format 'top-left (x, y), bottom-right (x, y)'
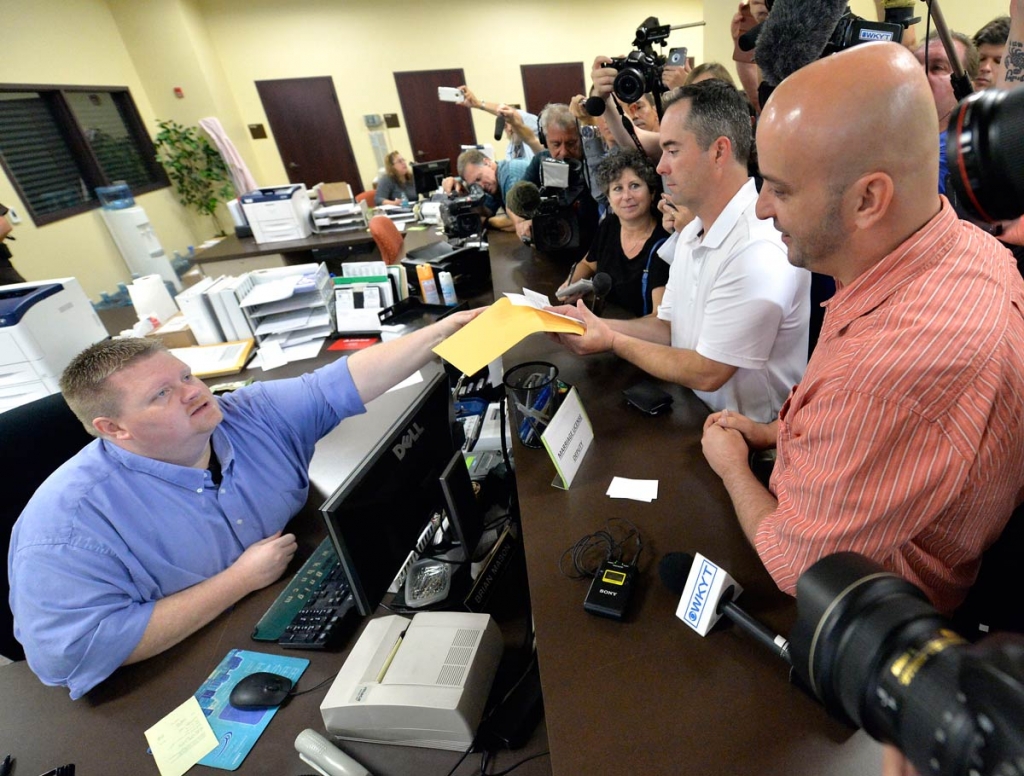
top-left (320, 371), bottom-right (457, 616)
top-left (412, 158), bottom-right (451, 197)
top-left (439, 450), bottom-right (484, 561)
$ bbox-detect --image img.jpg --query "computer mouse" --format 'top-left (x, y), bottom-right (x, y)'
top-left (228, 671), bottom-right (294, 709)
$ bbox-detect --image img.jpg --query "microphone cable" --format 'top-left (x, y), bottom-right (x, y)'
top-left (559, 517), bottom-right (643, 579)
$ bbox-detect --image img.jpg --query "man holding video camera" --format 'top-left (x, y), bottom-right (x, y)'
top-left (701, 42), bottom-right (1024, 618)
top-left (509, 103), bottom-right (601, 262)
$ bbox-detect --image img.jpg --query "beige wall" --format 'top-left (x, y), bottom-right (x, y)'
top-left (1, 0), bottom-right (1012, 299)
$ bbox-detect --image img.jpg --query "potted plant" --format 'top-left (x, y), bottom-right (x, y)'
top-left (153, 119), bottom-right (235, 235)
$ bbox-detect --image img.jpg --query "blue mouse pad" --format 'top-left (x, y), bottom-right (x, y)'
top-left (193, 648), bottom-right (309, 770)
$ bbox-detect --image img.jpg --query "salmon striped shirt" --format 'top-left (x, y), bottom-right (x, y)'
top-left (757, 200), bottom-right (1024, 614)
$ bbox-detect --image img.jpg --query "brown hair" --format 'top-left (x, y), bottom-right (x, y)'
top-left (385, 150), bottom-right (412, 185)
top-left (60, 337), bottom-right (167, 435)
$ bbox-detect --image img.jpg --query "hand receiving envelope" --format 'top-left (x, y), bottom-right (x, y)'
top-left (433, 293), bottom-right (584, 375)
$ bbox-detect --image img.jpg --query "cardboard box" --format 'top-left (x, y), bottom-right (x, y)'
top-left (148, 312), bottom-right (198, 348)
top-left (318, 182), bottom-right (354, 205)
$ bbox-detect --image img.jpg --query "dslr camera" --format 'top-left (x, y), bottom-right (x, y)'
top-left (606, 16), bottom-right (673, 105)
top-left (791, 553), bottom-right (1024, 776)
top-left (948, 87), bottom-right (1024, 223)
top-left (532, 158), bottom-right (587, 253)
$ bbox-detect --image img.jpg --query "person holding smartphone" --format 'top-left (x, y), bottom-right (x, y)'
top-left (0, 203), bottom-right (24, 285)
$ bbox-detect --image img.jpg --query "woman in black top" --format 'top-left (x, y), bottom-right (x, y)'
top-left (558, 149), bottom-right (669, 317)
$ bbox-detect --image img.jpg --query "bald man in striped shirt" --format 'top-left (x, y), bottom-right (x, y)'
top-left (701, 42), bottom-right (1024, 615)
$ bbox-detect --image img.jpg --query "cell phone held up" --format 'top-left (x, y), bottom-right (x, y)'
top-left (668, 47), bottom-right (689, 67)
top-left (438, 86), bottom-right (465, 103)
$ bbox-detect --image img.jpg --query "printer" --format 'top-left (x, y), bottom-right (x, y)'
top-left (320, 611), bottom-right (503, 751)
top-left (0, 278), bottom-right (108, 413)
top-left (240, 184), bottom-right (313, 244)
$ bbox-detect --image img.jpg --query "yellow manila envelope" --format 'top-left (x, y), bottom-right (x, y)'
top-left (433, 297), bottom-right (585, 375)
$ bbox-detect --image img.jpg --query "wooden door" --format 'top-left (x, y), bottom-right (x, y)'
top-left (255, 76), bottom-right (363, 194)
top-left (521, 63), bottom-right (586, 115)
top-left (394, 68), bottom-right (476, 171)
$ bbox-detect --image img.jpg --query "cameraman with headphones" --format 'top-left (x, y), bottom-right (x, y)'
top-left (515, 103), bottom-right (601, 264)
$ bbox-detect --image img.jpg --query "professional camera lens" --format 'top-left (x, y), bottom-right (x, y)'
top-left (790, 553), bottom-right (1004, 776)
top-left (613, 68), bottom-right (648, 106)
top-left (948, 87), bottom-right (1024, 223)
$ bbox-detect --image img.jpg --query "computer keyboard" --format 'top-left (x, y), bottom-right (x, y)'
top-left (251, 536), bottom-right (357, 649)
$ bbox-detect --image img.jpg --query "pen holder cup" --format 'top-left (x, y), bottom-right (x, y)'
top-left (503, 361), bottom-right (560, 449)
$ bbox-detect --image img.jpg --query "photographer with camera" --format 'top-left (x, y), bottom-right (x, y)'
top-left (513, 103), bottom-right (600, 257)
top-left (591, 56), bottom-right (663, 162)
top-left (440, 149), bottom-right (529, 227)
top-left (549, 80), bottom-right (809, 424)
top-left (557, 148), bottom-right (669, 318)
top-left (701, 43), bottom-right (1024, 620)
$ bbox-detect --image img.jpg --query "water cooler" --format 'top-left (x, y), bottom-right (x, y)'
top-left (97, 185), bottom-right (182, 291)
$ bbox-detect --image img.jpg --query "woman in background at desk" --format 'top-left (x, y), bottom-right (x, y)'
top-left (558, 148), bottom-right (669, 317)
top-left (375, 151), bottom-right (417, 207)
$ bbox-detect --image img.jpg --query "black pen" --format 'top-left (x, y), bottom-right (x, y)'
top-left (0, 754), bottom-right (11, 776)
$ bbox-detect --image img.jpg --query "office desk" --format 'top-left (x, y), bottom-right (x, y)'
top-left (484, 231), bottom-right (882, 775)
top-left (0, 359), bottom-right (549, 776)
top-left (194, 229), bottom-right (374, 266)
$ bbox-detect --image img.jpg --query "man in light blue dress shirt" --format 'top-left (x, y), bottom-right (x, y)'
top-left (8, 310), bottom-right (479, 699)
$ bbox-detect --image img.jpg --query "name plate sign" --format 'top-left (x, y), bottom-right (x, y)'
top-left (540, 386), bottom-right (594, 490)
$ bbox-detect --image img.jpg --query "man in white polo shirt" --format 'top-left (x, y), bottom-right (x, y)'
top-left (551, 80), bottom-right (809, 422)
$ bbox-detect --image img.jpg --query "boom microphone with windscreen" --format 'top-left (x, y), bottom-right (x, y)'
top-left (755, 0), bottom-right (849, 87)
top-left (505, 181), bottom-right (542, 220)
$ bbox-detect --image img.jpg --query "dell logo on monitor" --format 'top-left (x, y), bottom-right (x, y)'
top-left (392, 422), bottom-right (426, 461)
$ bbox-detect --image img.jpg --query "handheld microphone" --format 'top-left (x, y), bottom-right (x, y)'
top-left (494, 115), bottom-right (506, 142)
top-left (755, 0), bottom-right (848, 87)
top-left (505, 180), bottom-right (542, 220)
top-left (295, 728), bottom-right (371, 776)
top-left (660, 551), bottom-right (791, 664)
top-left (584, 96), bottom-right (607, 117)
top-left (591, 272), bottom-right (612, 316)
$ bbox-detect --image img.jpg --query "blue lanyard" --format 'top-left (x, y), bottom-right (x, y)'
top-left (640, 237), bottom-right (668, 316)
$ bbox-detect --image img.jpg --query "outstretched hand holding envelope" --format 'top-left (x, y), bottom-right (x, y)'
top-left (433, 291), bottom-right (585, 375)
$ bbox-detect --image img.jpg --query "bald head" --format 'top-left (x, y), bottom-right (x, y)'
top-left (755, 43), bottom-right (943, 283)
top-left (764, 42), bottom-right (937, 195)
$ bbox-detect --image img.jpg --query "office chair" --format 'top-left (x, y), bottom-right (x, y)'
top-left (369, 214), bottom-right (405, 266)
top-left (355, 189), bottom-right (376, 206)
top-left (0, 392), bottom-right (93, 661)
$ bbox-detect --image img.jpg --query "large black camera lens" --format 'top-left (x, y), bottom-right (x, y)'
top-left (614, 68), bottom-right (648, 106)
top-left (948, 87), bottom-right (1024, 223)
top-left (790, 553), bottom-right (1009, 776)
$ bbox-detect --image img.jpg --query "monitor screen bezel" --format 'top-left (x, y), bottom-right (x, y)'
top-left (411, 158), bottom-right (451, 197)
top-left (319, 370), bottom-right (455, 616)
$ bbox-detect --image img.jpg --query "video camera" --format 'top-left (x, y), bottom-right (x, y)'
top-left (791, 553), bottom-right (1024, 776)
top-left (822, 10), bottom-right (904, 54)
top-left (607, 16), bottom-right (673, 105)
top-left (439, 186), bottom-right (485, 242)
top-left (532, 158), bottom-right (587, 253)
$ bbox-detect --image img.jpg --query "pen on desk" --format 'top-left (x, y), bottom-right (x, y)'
top-left (0, 754), bottom-right (11, 776)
